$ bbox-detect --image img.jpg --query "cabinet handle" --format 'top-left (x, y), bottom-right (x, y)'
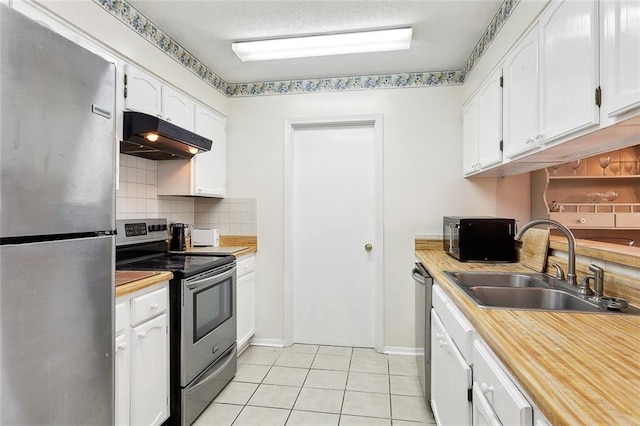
top-left (166, 116), bottom-right (172, 122)
top-left (156, 113), bottom-right (163, 118)
top-left (535, 134), bottom-right (544, 141)
top-left (473, 382), bottom-right (501, 426)
top-left (117, 342), bottom-right (128, 351)
top-left (150, 303), bottom-right (159, 310)
top-left (138, 331), bottom-right (147, 339)
top-left (479, 382), bottom-right (495, 394)
top-left (526, 138), bottom-right (534, 144)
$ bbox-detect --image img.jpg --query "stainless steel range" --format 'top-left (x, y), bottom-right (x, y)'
top-left (115, 218), bottom-right (237, 425)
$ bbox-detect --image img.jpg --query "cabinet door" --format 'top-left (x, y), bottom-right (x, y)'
top-left (539, 0), bottom-right (599, 143)
top-left (503, 25), bottom-right (540, 159)
top-left (130, 313), bottom-right (168, 426)
top-left (477, 68), bottom-right (503, 168)
top-left (162, 85), bottom-right (195, 130)
top-left (124, 65), bottom-right (162, 117)
top-left (237, 272), bottom-right (256, 351)
top-left (193, 105), bottom-right (226, 197)
top-left (463, 95), bottom-right (480, 175)
top-left (115, 332), bottom-right (130, 426)
top-left (601, 0), bottom-right (640, 117)
top-left (473, 340), bottom-right (532, 426)
top-left (431, 310), bottom-right (472, 426)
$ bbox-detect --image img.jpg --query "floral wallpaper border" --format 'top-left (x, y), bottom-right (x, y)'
top-left (93, 0), bottom-right (519, 97)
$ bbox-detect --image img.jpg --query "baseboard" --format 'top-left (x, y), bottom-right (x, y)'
top-left (249, 338), bottom-right (286, 348)
top-left (384, 346), bottom-right (422, 356)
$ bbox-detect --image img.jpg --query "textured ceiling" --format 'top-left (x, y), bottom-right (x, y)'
top-left (125, 0), bottom-right (505, 84)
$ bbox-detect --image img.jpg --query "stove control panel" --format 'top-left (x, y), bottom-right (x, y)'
top-left (116, 218), bottom-right (168, 246)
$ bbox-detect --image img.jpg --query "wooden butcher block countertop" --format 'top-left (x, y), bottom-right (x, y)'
top-left (115, 271), bottom-right (173, 297)
top-left (416, 249), bottom-right (640, 426)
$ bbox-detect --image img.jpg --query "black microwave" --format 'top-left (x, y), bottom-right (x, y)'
top-left (443, 216), bottom-right (516, 262)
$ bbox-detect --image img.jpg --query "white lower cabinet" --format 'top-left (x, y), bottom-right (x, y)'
top-left (236, 254), bottom-right (255, 354)
top-left (431, 285), bottom-right (474, 425)
top-left (115, 282), bottom-right (169, 426)
top-left (473, 339), bottom-right (532, 426)
top-left (431, 308), bottom-right (472, 425)
top-left (430, 283), bottom-right (549, 426)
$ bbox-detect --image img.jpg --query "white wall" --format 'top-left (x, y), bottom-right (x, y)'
top-left (226, 88), bottom-right (501, 348)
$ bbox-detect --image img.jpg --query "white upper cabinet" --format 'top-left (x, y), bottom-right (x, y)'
top-left (477, 69), bottom-right (503, 169)
top-left (161, 85), bottom-right (195, 130)
top-left (124, 65), bottom-right (163, 118)
top-left (157, 104), bottom-right (227, 197)
top-left (463, 95), bottom-right (480, 175)
top-left (503, 25), bottom-right (540, 159)
top-left (601, 0), bottom-right (640, 119)
top-left (124, 65), bottom-right (195, 132)
top-left (463, 68), bottom-right (503, 175)
top-left (538, 0), bottom-right (599, 144)
top-left (193, 104), bottom-right (226, 197)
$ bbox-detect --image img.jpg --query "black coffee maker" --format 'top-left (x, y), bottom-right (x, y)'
top-left (170, 223), bottom-right (186, 251)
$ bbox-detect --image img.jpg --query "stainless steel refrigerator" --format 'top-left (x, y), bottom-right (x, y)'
top-left (1, 5), bottom-right (116, 424)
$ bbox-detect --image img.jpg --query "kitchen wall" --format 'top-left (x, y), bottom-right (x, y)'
top-left (194, 198), bottom-right (257, 236)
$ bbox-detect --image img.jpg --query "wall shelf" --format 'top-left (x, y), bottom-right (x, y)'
top-left (548, 175), bottom-right (640, 180)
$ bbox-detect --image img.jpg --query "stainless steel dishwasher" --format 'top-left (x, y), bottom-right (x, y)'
top-left (412, 261), bottom-right (433, 403)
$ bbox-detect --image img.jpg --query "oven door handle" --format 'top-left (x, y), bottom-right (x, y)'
top-left (186, 345), bottom-right (236, 394)
top-left (186, 266), bottom-right (235, 290)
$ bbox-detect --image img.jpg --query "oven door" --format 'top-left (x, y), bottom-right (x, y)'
top-left (181, 263), bottom-right (237, 386)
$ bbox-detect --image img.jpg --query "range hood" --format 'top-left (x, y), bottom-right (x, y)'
top-left (121, 111), bottom-right (212, 160)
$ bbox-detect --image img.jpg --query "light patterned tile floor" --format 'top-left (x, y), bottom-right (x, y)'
top-left (193, 344), bottom-right (436, 426)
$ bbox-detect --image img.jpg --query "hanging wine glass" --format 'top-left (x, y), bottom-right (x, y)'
top-left (569, 159), bottom-right (581, 175)
top-left (599, 156), bottom-right (611, 175)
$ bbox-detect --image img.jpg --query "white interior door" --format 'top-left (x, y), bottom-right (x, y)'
top-left (286, 117), bottom-right (382, 349)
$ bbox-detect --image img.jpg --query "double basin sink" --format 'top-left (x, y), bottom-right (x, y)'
top-left (444, 271), bottom-right (640, 315)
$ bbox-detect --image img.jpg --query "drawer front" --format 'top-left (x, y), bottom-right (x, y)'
top-left (131, 286), bottom-right (168, 326)
top-left (615, 213), bottom-right (640, 228)
top-left (432, 284), bottom-right (450, 318)
top-left (473, 340), bottom-right (532, 426)
top-left (115, 300), bottom-right (129, 335)
top-left (237, 255), bottom-right (255, 278)
top-left (549, 212), bottom-right (614, 228)
top-left (432, 285), bottom-right (474, 362)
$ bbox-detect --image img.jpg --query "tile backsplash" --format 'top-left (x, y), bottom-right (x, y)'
top-left (195, 198), bottom-right (257, 236)
top-left (116, 154), bottom-right (257, 235)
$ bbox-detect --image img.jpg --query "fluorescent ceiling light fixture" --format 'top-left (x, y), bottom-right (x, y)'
top-left (232, 28), bottom-right (412, 61)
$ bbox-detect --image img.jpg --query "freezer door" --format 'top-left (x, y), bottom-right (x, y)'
top-left (0, 236), bottom-right (114, 425)
top-left (0, 5), bottom-right (116, 238)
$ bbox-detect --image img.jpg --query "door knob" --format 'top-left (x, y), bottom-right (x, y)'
top-left (364, 243), bottom-right (373, 252)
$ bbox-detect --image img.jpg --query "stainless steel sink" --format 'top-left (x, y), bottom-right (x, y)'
top-left (445, 271), bottom-right (640, 314)
top-left (468, 287), bottom-right (600, 311)
top-left (445, 271), bottom-right (553, 288)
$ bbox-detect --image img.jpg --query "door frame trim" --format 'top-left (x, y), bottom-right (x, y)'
top-left (283, 114), bottom-right (384, 352)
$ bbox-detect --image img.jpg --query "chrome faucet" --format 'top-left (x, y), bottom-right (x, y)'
top-left (581, 264), bottom-right (605, 299)
top-left (515, 219), bottom-right (577, 286)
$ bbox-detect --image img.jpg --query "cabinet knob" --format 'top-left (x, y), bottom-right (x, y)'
top-left (364, 243), bottom-right (373, 252)
top-left (166, 116), bottom-right (172, 122)
top-left (138, 331), bottom-right (147, 339)
top-left (150, 303), bottom-right (159, 310)
top-left (117, 342), bottom-right (128, 351)
top-left (479, 382), bottom-right (494, 394)
top-left (579, 218), bottom-right (587, 224)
